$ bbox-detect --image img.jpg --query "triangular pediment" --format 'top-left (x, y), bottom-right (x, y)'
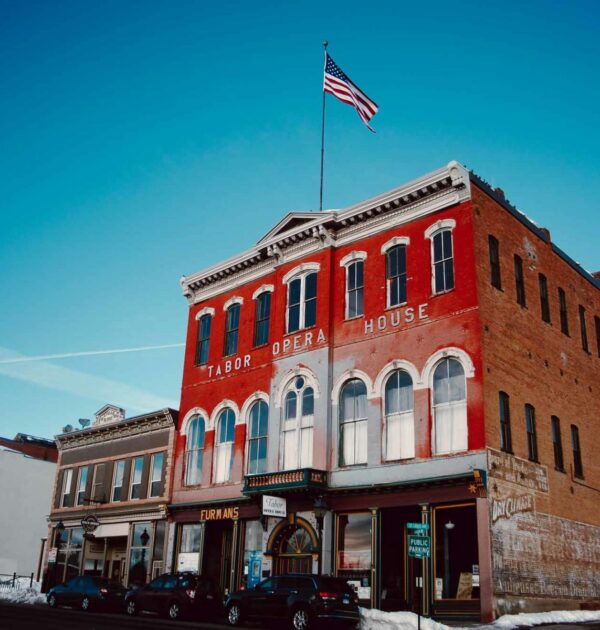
top-left (257, 212), bottom-right (331, 245)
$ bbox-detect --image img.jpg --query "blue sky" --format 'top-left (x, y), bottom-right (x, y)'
top-left (1, 0), bottom-right (599, 439)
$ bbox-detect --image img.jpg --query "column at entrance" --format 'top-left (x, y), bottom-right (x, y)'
top-left (370, 508), bottom-right (379, 610)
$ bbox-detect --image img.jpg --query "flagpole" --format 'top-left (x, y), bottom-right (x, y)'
top-left (319, 40), bottom-right (328, 212)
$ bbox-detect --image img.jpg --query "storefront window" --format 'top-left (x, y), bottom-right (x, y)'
top-left (243, 520), bottom-right (263, 590)
top-left (177, 523), bottom-right (202, 572)
top-left (129, 522), bottom-right (152, 586)
top-left (336, 513), bottom-right (371, 602)
top-left (433, 504), bottom-right (479, 601)
top-left (54, 527), bottom-right (84, 583)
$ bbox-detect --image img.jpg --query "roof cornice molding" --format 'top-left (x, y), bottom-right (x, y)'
top-left (180, 161), bottom-right (471, 304)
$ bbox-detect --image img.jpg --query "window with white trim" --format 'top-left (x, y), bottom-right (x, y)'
top-left (129, 456), bottom-right (143, 499)
top-left (254, 292), bottom-right (271, 347)
top-left (149, 452), bottom-right (164, 497)
top-left (112, 460), bottom-right (126, 502)
top-left (431, 230), bottom-right (454, 294)
top-left (196, 314), bottom-right (212, 365)
top-left (345, 261), bottom-right (364, 319)
top-left (76, 466), bottom-right (89, 506)
top-left (287, 272), bottom-right (317, 333)
top-left (223, 304), bottom-right (241, 356)
top-left (185, 416), bottom-right (205, 486)
top-left (384, 370), bottom-right (414, 460)
top-left (247, 400), bottom-right (268, 474)
top-left (432, 358), bottom-right (467, 454)
top-left (61, 468), bottom-right (73, 507)
top-left (339, 379), bottom-right (368, 466)
top-left (214, 408), bottom-right (235, 483)
top-left (281, 377), bottom-right (314, 470)
top-left (386, 245), bottom-right (407, 307)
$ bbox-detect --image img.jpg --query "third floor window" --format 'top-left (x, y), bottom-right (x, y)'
top-left (579, 305), bottom-right (589, 353)
top-left (253, 292), bottom-right (271, 347)
top-left (386, 245), bottom-right (407, 307)
top-left (539, 273), bottom-right (551, 323)
top-left (196, 314), bottom-right (212, 365)
top-left (514, 255), bottom-right (526, 307)
top-left (223, 303), bottom-right (241, 356)
top-left (488, 235), bottom-right (501, 289)
top-left (346, 260), bottom-right (365, 318)
top-left (432, 230), bottom-right (454, 294)
top-left (287, 272), bottom-right (317, 333)
top-left (558, 287), bottom-right (569, 335)
top-left (551, 416), bottom-right (564, 472)
top-left (499, 391), bottom-right (512, 453)
top-left (525, 404), bottom-right (538, 462)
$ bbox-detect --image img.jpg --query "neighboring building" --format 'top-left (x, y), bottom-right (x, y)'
top-left (0, 434), bottom-right (57, 578)
top-left (171, 160), bottom-right (600, 620)
top-left (44, 405), bottom-right (177, 589)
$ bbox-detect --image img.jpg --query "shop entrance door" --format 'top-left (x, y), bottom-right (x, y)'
top-left (204, 521), bottom-right (234, 593)
top-left (273, 523), bottom-right (314, 575)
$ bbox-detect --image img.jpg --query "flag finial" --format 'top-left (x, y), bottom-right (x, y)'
top-left (323, 40), bottom-right (328, 49)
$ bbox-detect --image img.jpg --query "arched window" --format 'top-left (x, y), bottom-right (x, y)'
top-left (214, 408), bottom-right (235, 483)
top-left (432, 358), bottom-right (467, 454)
top-left (339, 379), bottom-right (368, 466)
top-left (287, 273), bottom-right (317, 333)
top-left (384, 370), bottom-right (414, 460)
top-left (185, 416), bottom-right (205, 485)
top-left (247, 400), bottom-right (268, 475)
top-left (281, 377), bottom-right (314, 470)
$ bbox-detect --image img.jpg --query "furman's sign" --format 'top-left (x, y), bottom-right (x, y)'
top-left (199, 506), bottom-right (239, 521)
top-left (262, 495), bottom-right (286, 518)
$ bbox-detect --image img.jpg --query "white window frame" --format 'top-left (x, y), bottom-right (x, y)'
top-left (340, 252), bottom-right (367, 320)
top-left (383, 370), bottom-right (415, 461)
top-left (338, 379), bottom-right (368, 467)
top-left (431, 357), bottom-right (468, 455)
top-left (425, 219), bottom-right (456, 295)
top-left (129, 456), bottom-right (144, 500)
top-left (281, 378), bottom-right (314, 471)
top-left (214, 408), bottom-right (236, 484)
top-left (148, 452), bottom-right (164, 498)
top-left (76, 466), bottom-right (89, 506)
top-left (185, 415), bottom-right (206, 486)
top-left (61, 468), bottom-right (73, 507)
top-left (246, 399), bottom-right (269, 475)
top-left (282, 263), bottom-right (320, 334)
top-left (112, 460), bottom-right (126, 502)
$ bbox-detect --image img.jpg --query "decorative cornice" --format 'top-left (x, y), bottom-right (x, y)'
top-left (381, 236), bottom-right (410, 255)
top-left (180, 161), bottom-right (471, 304)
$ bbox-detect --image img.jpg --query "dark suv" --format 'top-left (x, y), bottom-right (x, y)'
top-left (47, 576), bottom-right (127, 611)
top-left (225, 574), bottom-right (359, 630)
top-left (124, 572), bottom-right (221, 620)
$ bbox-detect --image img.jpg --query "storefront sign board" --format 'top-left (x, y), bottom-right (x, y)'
top-left (262, 495), bottom-right (286, 518)
top-left (408, 535), bottom-right (430, 558)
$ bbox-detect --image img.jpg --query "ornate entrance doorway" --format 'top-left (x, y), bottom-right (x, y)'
top-left (271, 521), bottom-right (316, 574)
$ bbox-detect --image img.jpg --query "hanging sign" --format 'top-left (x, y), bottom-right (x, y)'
top-left (262, 495), bottom-right (286, 518)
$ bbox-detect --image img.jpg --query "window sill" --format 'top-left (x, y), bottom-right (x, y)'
top-left (431, 288), bottom-right (455, 298)
top-left (337, 463), bottom-right (368, 469)
top-left (491, 285), bottom-right (504, 292)
top-left (385, 302), bottom-right (407, 312)
top-left (252, 343), bottom-right (269, 350)
top-left (500, 448), bottom-right (514, 455)
top-left (194, 362), bottom-right (209, 368)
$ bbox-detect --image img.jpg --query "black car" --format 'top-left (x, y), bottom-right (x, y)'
top-left (225, 575), bottom-right (360, 630)
top-left (124, 572), bottom-right (221, 620)
top-left (47, 575), bottom-right (128, 611)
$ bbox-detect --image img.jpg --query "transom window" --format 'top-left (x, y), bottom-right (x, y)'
top-left (254, 292), bottom-right (272, 347)
top-left (432, 230), bottom-right (454, 294)
top-left (346, 261), bottom-right (364, 319)
top-left (287, 272), bottom-right (317, 333)
top-left (386, 245), bottom-right (407, 307)
top-left (432, 358), bottom-right (467, 454)
top-left (281, 377), bottom-right (314, 470)
top-left (384, 370), bottom-right (414, 461)
top-left (214, 408), bottom-right (235, 483)
top-left (247, 400), bottom-right (268, 474)
top-left (185, 416), bottom-right (205, 486)
top-left (224, 304), bottom-right (241, 356)
top-left (196, 314), bottom-right (212, 365)
top-left (339, 379), bottom-right (368, 466)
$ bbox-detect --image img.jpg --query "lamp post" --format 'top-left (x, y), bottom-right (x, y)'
top-left (313, 496), bottom-right (328, 575)
top-left (140, 528), bottom-right (150, 584)
top-left (443, 521), bottom-right (455, 598)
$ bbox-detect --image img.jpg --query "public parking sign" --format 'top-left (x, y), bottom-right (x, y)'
top-left (408, 534), bottom-right (431, 558)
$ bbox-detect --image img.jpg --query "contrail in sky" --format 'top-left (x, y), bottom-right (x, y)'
top-left (0, 343), bottom-right (185, 364)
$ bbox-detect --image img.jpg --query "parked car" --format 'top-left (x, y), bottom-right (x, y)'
top-left (225, 574), bottom-right (360, 630)
top-left (124, 572), bottom-right (221, 620)
top-left (47, 575), bottom-right (128, 611)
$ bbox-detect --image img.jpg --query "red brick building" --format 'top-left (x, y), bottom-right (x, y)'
top-left (169, 161), bottom-right (600, 620)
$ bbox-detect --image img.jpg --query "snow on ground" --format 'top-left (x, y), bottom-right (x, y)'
top-left (0, 580), bottom-right (46, 606)
top-left (360, 607), bottom-right (600, 630)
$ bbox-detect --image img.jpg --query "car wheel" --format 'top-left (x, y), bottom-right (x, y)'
top-left (227, 603), bottom-right (243, 626)
top-left (47, 594), bottom-right (57, 608)
top-left (291, 607), bottom-right (311, 630)
top-left (81, 596), bottom-right (91, 611)
top-left (126, 599), bottom-right (137, 616)
top-left (167, 601), bottom-right (181, 620)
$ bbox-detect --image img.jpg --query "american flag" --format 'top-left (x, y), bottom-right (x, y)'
top-left (323, 53), bottom-right (379, 132)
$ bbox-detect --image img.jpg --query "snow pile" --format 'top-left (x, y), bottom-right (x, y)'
top-left (360, 607), bottom-right (600, 630)
top-left (0, 581), bottom-right (46, 606)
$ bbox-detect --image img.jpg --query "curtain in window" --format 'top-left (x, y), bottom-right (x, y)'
top-left (300, 388), bottom-right (314, 468)
top-left (384, 370), bottom-right (414, 460)
top-left (339, 379), bottom-right (368, 466)
top-left (248, 401), bottom-right (268, 474)
top-left (215, 408), bottom-right (235, 483)
top-left (433, 358), bottom-right (467, 454)
top-left (186, 416), bottom-right (205, 485)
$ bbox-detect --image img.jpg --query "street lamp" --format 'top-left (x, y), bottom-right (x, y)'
top-left (313, 496), bottom-right (328, 575)
top-left (140, 528), bottom-right (150, 585)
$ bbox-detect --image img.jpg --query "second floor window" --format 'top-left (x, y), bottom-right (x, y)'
top-left (76, 466), bottom-right (89, 506)
top-left (214, 408), bottom-right (235, 483)
top-left (558, 287), bottom-right (569, 335)
top-left (224, 304), bottom-right (241, 356)
top-left (339, 379), bottom-right (368, 466)
top-left (346, 260), bottom-right (364, 318)
top-left (61, 468), bottom-right (73, 508)
top-left (514, 255), bottom-right (526, 307)
top-left (254, 292), bottom-right (271, 347)
top-left (282, 378), bottom-right (314, 470)
top-left (387, 245), bottom-right (407, 307)
top-left (499, 391), bottom-right (512, 453)
top-left (551, 416), bottom-right (564, 472)
top-left (149, 452), bottom-right (164, 497)
top-left (571, 424), bottom-right (583, 479)
top-left (488, 235), bottom-right (501, 289)
top-left (287, 272), bottom-right (317, 333)
top-left (432, 358), bottom-right (467, 454)
top-left (525, 404), bottom-right (538, 462)
top-left (247, 400), bottom-right (268, 474)
top-left (384, 370), bottom-right (414, 461)
top-left (112, 460), bottom-right (125, 502)
top-left (432, 230), bottom-right (454, 294)
top-left (579, 305), bottom-right (589, 352)
top-left (539, 273), bottom-right (551, 323)
top-left (185, 416), bottom-right (205, 486)
top-left (196, 314), bottom-right (212, 365)
top-left (130, 457), bottom-right (143, 500)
